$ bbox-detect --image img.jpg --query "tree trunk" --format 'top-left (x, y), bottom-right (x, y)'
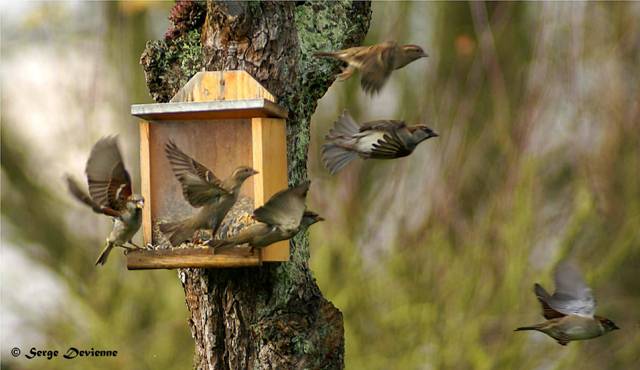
top-left (140, 1), bottom-right (371, 369)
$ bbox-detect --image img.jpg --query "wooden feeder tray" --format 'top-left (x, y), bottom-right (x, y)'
top-left (128, 71), bottom-right (289, 270)
top-left (126, 247), bottom-right (261, 269)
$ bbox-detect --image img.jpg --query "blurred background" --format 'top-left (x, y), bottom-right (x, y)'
top-left (2, 2), bottom-right (639, 370)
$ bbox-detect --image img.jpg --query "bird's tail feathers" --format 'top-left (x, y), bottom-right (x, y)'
top-left (322, 111), bottom-right (360, 174)
top-left (159, 220), bottom-right (193, 246)
top-left (209, 239), bottom-right (234, 250)
top-left (158, 221), bottom-right (177, 235)
top-left (327, 111), bottom-right (360, 138)
top-left (95, 241), bottom-right (113, 266)
top-left (313, 51), bottom-right (338, 58)
top-left (321, 143), bottom-right (358, 175)
top-left (514, 325), bottom-right (540, 332)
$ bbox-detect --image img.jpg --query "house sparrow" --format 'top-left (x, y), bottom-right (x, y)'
top-left (322, 110), bottom-right (438, 174)
top-left (65, 136), bottom-right (145, 266)
top-left (515, 262), bottom-right (619, 345)
top-left (209, 182), bottom-right (323, 251)
top-left (159, 140), bottom-right (257, 246)
top-left (314, 41), bottom-right (428, 94)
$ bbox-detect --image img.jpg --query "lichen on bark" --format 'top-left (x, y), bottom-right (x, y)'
top-left (140, 29), bottom-right (204, 103)
top-left (140, 1), bottom-right (371, 369)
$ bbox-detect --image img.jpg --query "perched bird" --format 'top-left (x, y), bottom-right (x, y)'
top-left (210, 182), bottom-right (323, 252)
top-left (65, 136), bottom-right (145, 266)
top-left (322, 110), bottom-right (438, 174)
top-left (314, 41), bottom-right (428, 94)
top-left (515, 262), bottom-right (619, 345)
top-left (160, 140), bottom-right (257, 246)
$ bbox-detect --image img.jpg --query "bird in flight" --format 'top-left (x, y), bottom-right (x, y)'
top-left (515, 261), bottom-right (619, 345)
top-left (322, 110), bottom-right (438, 174)
top-left (210, 182), bottom-right (323, 252)
top-left (314, 41), bottom-right (428, 94)
top-left (65, 136), bottom-right (145, 266)
top-left (160, 140), bottom-right (257, 246)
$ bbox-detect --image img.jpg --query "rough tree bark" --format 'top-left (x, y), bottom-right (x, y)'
top-left (140, 1), bottom-right (371, 369)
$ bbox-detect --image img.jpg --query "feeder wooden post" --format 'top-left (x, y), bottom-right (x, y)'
top-left (127, 71), bottom-right (289, 269)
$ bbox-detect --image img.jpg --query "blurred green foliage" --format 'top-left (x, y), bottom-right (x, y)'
top-left (1, 2), bottom-right (639, 370)
top-left (2, 2), bottom-right (192, 370)
top-left (309, 2), bottom-right (639, 370)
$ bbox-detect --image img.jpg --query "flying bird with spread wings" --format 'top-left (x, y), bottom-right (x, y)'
top-left (159, 140), bottom-right (257, 246)
top-left (314, 41), bottom-right (428, 94)
top-left (210, 182), bottom-right (323, 252)
top-left (322, 110), bottom-right (438, 174)
top-left (515, 261), bottom-right (619, 345)
top-left (65, 136), bottom-right (145, 266)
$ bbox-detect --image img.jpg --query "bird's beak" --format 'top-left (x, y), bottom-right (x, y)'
top-left (137, 201), bottom-right (144, 209)
top-left (613, 324), bottom-right (620, 330)
top-left (431, 131), bottom-right (439, 138)
top-left (252, 169), bottom-right (260, 175)
top-left (317, 216), bottom-right (325, 222)
top-left (421, 51), bottom-right (429, 58)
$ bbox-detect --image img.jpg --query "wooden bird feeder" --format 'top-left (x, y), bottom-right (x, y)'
top-left (127, 71), bottom-right (289, 269)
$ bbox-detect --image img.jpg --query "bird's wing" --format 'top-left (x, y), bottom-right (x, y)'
top-left (66, 175), bottom-right (121, 218)
top-left (230, 223), bottom-right (273, 246)
top-left (165, 140), bottom-right (222, 184)
top-left (339, 45), bottom-right (376, 68)
top-left (534, 283), bottom-right (566, 320)
top-left (548, 262), bottom-right (596, 317)
top-left (85, 136), bottom-right (132, 211)
top-left (359, 120), bottom-right (407, 132)
top-left (360, 120), bottom-right (409, 158)
top-left (253, 182), bottom-right (310, 230)
top-left (176, 172), bottom-right (229, 208)
top-left (165, 140), bottom-right (229, 207)
top-left (359, 41), bottom-right (397, 94)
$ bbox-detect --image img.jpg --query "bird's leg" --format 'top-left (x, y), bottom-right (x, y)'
top-left (193, 227), bottom-right (215, 246)
top-left (336, 66), bottom-right (355, 81)
top-left (121, 244), bottom-right (135, 256)
top-left (191, 230), bottom-right (203, 245)
top-left (556, 334), bottom-right (570, 346)
top-left (127, 240), bottom-right (142, 249)
top-left (200, 229), bottom-right (213, 245)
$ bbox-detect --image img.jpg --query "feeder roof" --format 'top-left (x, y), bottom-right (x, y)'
top-left (131, 98), bottom-right (288, 121)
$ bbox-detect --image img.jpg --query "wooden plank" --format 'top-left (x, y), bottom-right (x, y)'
top-left (131, 99), bottom-right (288, 121)
top-left (139, 120), bottom-right (152, 245)
top-left (131, 108), bottom-right (277, 121)
top-left (252, 117), bottom-right (289, 262)
top-left (127, 248), bottom-right (261, 270)
top-left (170, 71), bottom-right (276, 103)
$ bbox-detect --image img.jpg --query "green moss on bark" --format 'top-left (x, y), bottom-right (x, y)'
top-left (140, 30), bottom-right (203, 102)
